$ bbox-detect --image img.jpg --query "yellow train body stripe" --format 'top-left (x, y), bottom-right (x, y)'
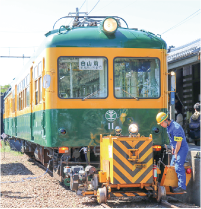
top-left (45, 47), bottom-right (167, 110)
top-left (4, 47), bottom-right (167, 120)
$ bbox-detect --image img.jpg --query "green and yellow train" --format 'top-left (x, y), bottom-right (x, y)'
top-left (3, 14), bottom-right (191, 202)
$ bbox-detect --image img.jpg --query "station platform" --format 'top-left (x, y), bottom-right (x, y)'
top-left (174, 143), bottom-right (200, 206)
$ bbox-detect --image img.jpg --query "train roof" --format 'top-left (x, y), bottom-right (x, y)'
top-left (45, 26), bottom-right (167, 49)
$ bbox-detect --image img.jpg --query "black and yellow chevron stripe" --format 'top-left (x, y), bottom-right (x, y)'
top-left (110, 191), bottom-right (148, 197)
top-left (113, 139), bottom-right (153, 184)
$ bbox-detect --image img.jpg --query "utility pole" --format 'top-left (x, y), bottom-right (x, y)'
top-left (68, 7), bottom-right (88, 16)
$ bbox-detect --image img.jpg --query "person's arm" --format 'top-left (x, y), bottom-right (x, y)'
top-left (174, 141), bottom-right (182, 160)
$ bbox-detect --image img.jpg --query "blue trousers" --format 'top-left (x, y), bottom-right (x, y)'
top-left (170, 147), bottom-right (188, 190)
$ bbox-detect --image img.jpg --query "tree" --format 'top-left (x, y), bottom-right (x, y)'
top-left (0, 84), bottom-right (11, 95)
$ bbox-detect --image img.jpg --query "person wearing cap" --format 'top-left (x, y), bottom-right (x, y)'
top-left (156, 112), bottom-right (189, 193)
top-left (189, 103), bottom-right (201, 145)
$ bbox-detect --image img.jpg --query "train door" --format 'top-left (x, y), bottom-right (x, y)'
top-left (30, 66), bottom-right (34, 141)
top-left (41, 58), bottom-right (46, 138)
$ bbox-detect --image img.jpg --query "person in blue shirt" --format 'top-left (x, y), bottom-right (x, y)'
top-left (156, 112), bottom-right (189, 193)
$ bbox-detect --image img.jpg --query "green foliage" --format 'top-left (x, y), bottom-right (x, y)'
top-left (0, 140), bottom-right (23, 156)
top-left (0, 84), bottom-right (11, 94)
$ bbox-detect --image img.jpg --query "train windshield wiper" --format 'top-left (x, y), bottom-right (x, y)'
top-left (121, 88), bottom-right (139, 101)
top-left (82, 89), bottom-right (101, 101)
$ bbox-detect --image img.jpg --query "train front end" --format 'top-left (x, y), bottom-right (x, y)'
top-left (44, 16), bottom-right (168, 159)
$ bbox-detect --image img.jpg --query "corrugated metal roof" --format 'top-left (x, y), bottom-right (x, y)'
top-left (167, 38), bottom-right (201, 62)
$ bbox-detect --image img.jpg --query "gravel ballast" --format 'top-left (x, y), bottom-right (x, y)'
top-left (0, 151), bottom-right (199, 208)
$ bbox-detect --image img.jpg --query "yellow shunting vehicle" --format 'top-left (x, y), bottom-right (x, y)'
top-left (79, 131), bottom-right (192, 203)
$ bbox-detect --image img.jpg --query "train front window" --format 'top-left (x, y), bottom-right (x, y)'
top-left (114, 58), bottom-right (160, 98)
top-left (58, 57), bottom-right (108, 99)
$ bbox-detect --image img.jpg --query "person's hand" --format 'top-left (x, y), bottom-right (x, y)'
top-left (172, 147), bottom-right (175, 155)
top-left (174, 152), bottom-right (177, 160)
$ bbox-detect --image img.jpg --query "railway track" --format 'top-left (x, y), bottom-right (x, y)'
top-left (101, 203), bottom-right (111, 208)
top-left (31, 158), bottom-right (53, 176)
top-left (161, 200), bottom-right (179, 208)
top-left (31, 158), bottom-right (193, 208)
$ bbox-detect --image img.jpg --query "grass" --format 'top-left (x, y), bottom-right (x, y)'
top-left (0, 140), bottom-right (23, 156)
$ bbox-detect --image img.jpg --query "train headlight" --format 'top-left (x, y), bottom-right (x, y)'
top-left (128, 124), bottom-right (138, 134)
top-left (102, 17), bottom-right (118, 34)
top-left (115, 126), bottom-right (122, 135)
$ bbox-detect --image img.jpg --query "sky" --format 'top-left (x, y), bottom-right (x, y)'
top-left (0, 0), bottom-right (200, 87)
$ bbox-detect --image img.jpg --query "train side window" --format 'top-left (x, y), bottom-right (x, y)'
top-left (24, 73), bottom-right (30, 108)
top-left (38, 62), bottom-right (42, 103)
top-left (17, 94), bottom-right (19, 111)
top-left (33, 63), bottom-right (42, 105)
top-left (58, 57), bottom-right (108, 99)
top-left (38, 62), bottom-right (42, 77)
top-left (21, 90), bottom-right (23, 110)
top-left (23, 90), bottom-right (25, 109)
top-left (26, 86), bottom-right (30, 107)
top-left (114, 58), bottom-right (160, 99)
top-left (35, 80), bottom-right (38, 105)
top-left (12, 89), bottom-right (15, 113)
top-left (19, 93), bottom-right (21, 110)
top-left (39, 77), bottom-right (42, 102)
top-left (34, 66), bottom-right (38, 80)
top-left (21, 92), bottom-right (23, 110)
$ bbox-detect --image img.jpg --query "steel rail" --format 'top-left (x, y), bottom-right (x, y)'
top-left (161, 200), bottom-right (179, 208)
top-left (31, 158), bottom-right (53, 176)
top-left (28, 156), bottom-right (181, 208)
top-left (101, 203), bottom-right (111, 208)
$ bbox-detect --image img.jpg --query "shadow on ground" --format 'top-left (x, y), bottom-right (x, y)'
top-left (1, 191), bottom-right (33, 199)
top-left (1, 163), bottom-right (34, 176)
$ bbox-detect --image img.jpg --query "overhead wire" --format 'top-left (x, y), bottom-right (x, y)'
top-left (91, 0), bottom-right (114, 13)
top-left (161, 9), bottom-right (201, 35)
top-left (88, 0), bottom-right (101, 15)
top-left (79, 0), bottom-right (87, 11)
top-left (66, 0), bottom-right (100, 26)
